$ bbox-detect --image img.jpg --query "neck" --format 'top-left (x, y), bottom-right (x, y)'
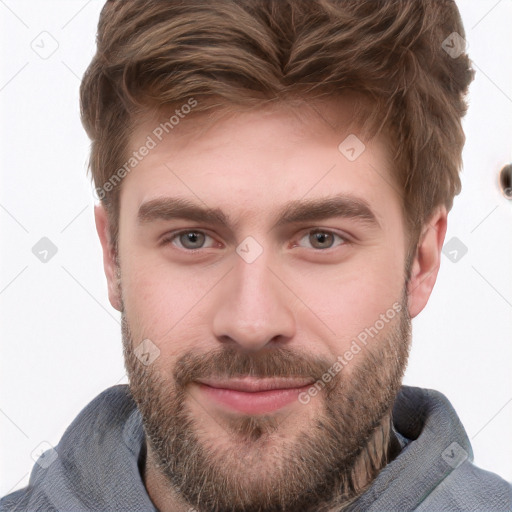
top-left (142, 413), bottom-right (400, 512)
top-left (350, 413), bottom-right (400, 493)
top-left (321, 412), bottom-right (401, 511)
top-left (141, 449), bottom-right (193, 512)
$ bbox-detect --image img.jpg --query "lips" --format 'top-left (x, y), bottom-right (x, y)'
top-left (195, 377), bottom-right (315, 415)
top-left (197, 377), bottom-right (315, 392)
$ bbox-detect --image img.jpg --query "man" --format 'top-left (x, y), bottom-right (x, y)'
top-left (1, 0), bottom-right (511, 511)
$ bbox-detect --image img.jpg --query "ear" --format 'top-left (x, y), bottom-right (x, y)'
top-left (94, 204), bottom-right (122, 312)
top-left (407, 206), bottom-right (448, 318)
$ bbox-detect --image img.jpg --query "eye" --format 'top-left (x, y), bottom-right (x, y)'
top-left (161, 228), bottom-right (349, 252)
top-left (162, 230), bottom-right (217, 250)
top-left (296, 229), bottom-right (348, 250)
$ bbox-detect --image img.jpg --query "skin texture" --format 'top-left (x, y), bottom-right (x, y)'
top-left (95, 98), bottom-right (447, 511)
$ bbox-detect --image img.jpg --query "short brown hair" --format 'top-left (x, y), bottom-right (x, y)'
top-left (80, 0), bottom-right (474, 254)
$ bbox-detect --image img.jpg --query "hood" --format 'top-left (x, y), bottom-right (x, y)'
top-left (1, 384), bottom-right (510, 511)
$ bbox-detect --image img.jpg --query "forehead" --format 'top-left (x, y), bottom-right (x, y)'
top-left (119, 98), bottom-right (401, 230)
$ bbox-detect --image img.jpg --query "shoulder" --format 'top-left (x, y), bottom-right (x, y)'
top-left (0, 385), bottom-right (141, 512)
top-left (417, 461), bottom-right (512, 511)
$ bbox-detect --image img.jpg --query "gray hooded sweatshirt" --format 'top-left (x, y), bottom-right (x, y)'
top-left (1, 384), bottom-right (511, 511)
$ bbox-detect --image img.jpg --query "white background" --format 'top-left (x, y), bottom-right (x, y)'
top-left (1, 0), bottom-right (511, 497)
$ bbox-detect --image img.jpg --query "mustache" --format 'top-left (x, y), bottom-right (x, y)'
top-left (172, 345), bottom-right (335, 388)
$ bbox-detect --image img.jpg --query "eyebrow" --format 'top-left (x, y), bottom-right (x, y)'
top-left (137, 195), bottom-right (380, 231)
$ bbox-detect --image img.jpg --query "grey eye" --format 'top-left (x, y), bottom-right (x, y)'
top-left (178, 231), bottom-right (206, 249)
top-left (298, 230), bottom-right (346, 250)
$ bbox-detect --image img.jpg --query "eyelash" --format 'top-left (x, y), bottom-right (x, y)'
top-left (160, 229), bottom-right (350, 252)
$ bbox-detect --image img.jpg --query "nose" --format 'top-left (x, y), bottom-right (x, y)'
top-left (212, 249), bottom-right (296, 351)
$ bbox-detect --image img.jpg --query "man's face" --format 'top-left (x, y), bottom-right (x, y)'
top-left (111, 99), bottom-right (415, 511)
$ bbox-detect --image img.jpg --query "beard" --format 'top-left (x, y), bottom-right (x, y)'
top-left (121, 288), bottom-right (411, 512)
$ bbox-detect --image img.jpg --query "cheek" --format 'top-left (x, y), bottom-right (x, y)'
top-left (119, 253), bottom-right (220, 352)
top-left (293, 250), bottom-right (404, 355)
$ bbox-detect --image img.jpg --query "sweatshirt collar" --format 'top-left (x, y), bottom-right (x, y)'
top-left (38, 384), bottom-right (471, 511)
top-left (345, 385), bottom-right (473, 511)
